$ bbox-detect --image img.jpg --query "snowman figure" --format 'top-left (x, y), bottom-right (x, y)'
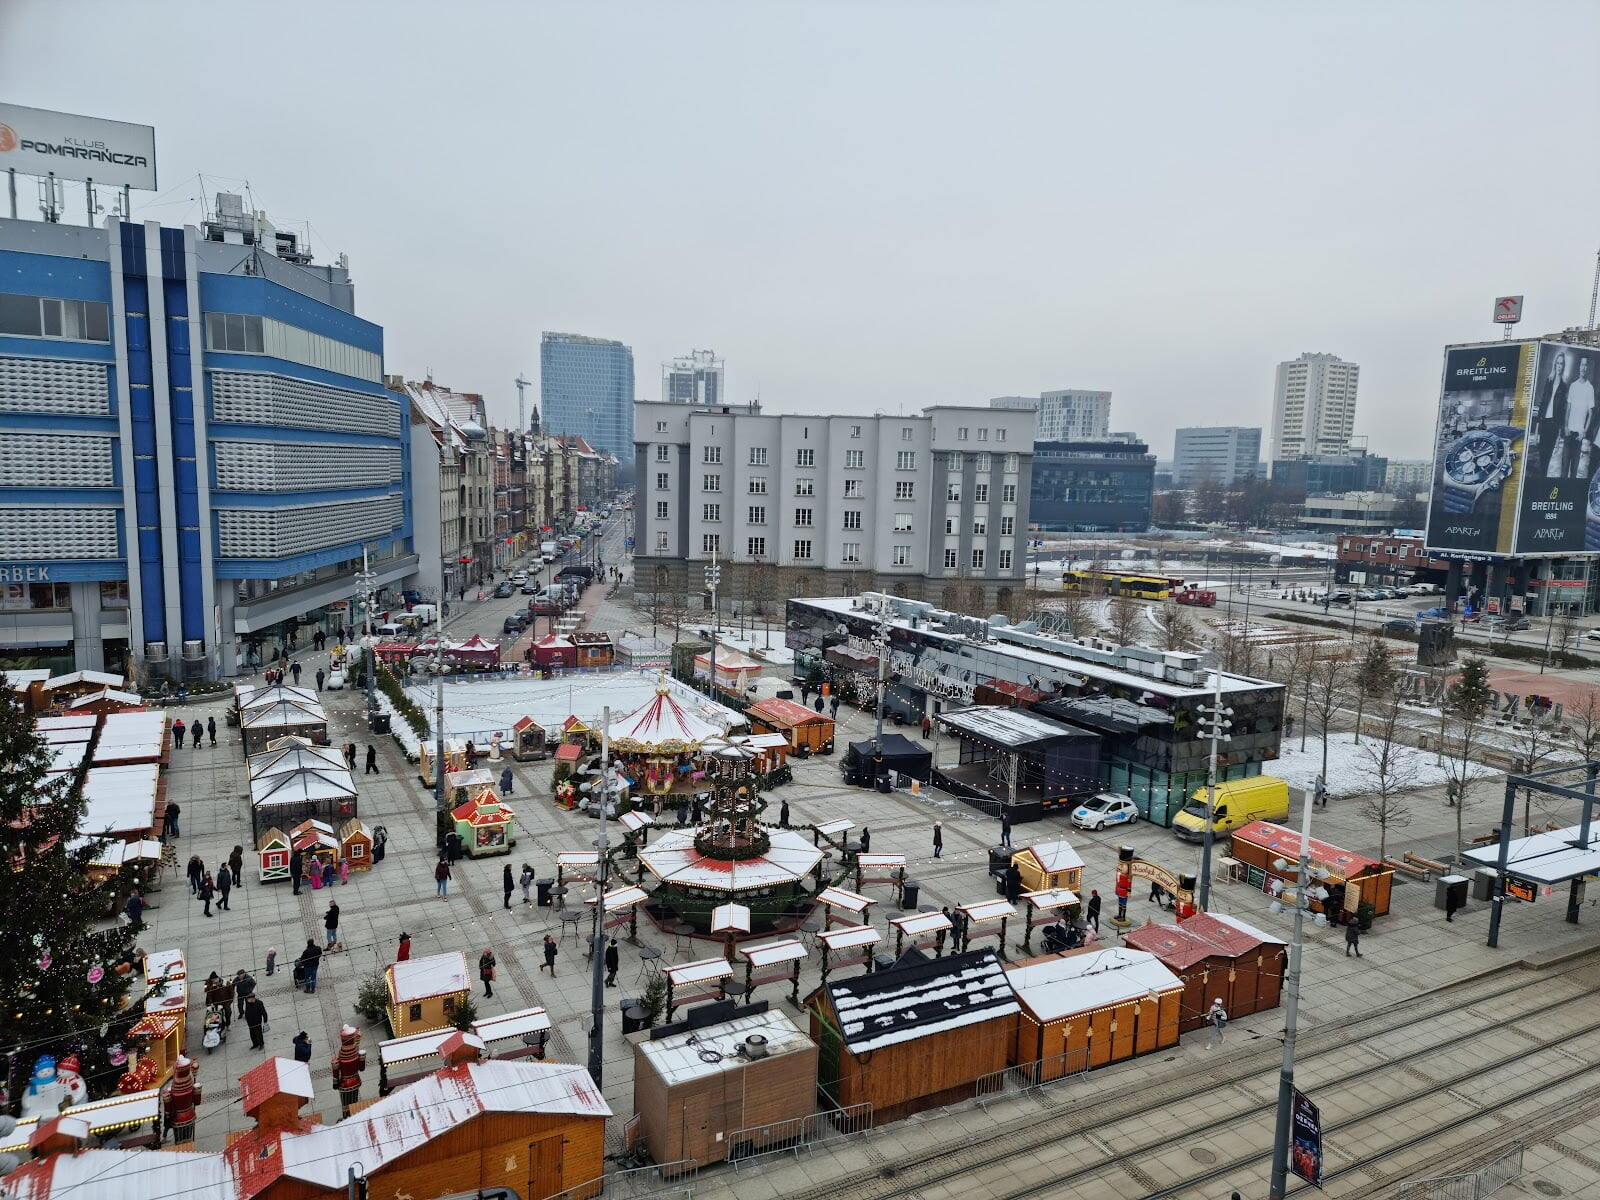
top-left (20, 1054), bottom-right (66, 1119)
top-left (54, 1053), bottom-right (89, 1107)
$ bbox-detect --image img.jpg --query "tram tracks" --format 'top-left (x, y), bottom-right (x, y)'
top-left (771, 954), bottom-right (1600, 1200)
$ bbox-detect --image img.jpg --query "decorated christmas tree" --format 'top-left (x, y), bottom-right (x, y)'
top-left (0, 681), bottom-right (145, 1108)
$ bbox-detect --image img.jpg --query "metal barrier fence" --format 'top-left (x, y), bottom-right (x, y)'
top-left (544, 1157), bottom-right (701, 1200)
top-left (728, 1101), bottom-right (876, 1171)
top-left (1393, 1144), bottom-right (1524, 1200)
top-left (974, 1047), bottom-right (1093, 1103)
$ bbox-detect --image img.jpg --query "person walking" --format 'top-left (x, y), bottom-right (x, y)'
top-left (297, 940), bottom-right (322, 994)
top-left (1446, 887), bottom-right (1462, 923)
top-left (228, 845), bottom-right (244, 889)
top-left (289, 847), bottom-right (304, 896)
top-left (198, 871), bottom-right (215, 918)
top-left (444, 830), bottom-right (463, 863)
top-left (186, 854), bottom-right (203, 895)
top-left (343, 742), bottom-right (357, 771)
top-left (123, 890), bottom-right (146, 928)
top-left (1345, 920), bottom-right (1362, 957)
top-left (173, 718), bottom-right (186, 749)
top-left (831, 695), bottom-right (840, 719)
top-left (243, 995), bottom-right (268, 1049)
top-left (207, 716), bottom-right (217, 747)
top-left (859, 826), bottom-right (871, 853)
top-left (216, 862), bottom-right (232, 911)
top-left (500, 765), bottom-right (514, 796)
top-left (932, 821), bottom-right (943, 859)
top-left (1205, 999), bottom-right (1228, 1049)
top-left (1000, 810), bottom-right (1013, 850)
top-left (162, 801), bottom-right (180, 841)
top-left (502, 863), bottom-right (515, 910)
top-left (479, 948), bottom-right (497, 999)
top-left (519, 863), bottom-right (535, 904)
top-left (324, 901), bottom-right (341, 950)
top-left (192, 721), bottom-right (203, 750)
top-left (604, 938), bottom-right (619, 987)
top-left (435, 858), bottom-right (451, 898)
top-left (365, 745), bottom-right (379, 774)
top-left (1086, 889), bottom-right (1102, 932)
top-left (290, 661), bottom-right (302, 686)
top-left (396, 931), bottom-right (411, 962)
top-left (234, 969), bottom-right (256, 1019)
top-left (292, 1031), bottom-right (312, 1063)
top-left (813, 694), bottom-right (824, 714)
top-left (315, 668), bottom-right (325, 692)
top-left (920, 715), bottom-right (932, 739)
top-left (778, 798), bottom-right (790, 828)
top-left (541, 933), bottom-right (558, 976)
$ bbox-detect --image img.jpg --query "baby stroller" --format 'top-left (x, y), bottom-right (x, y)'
top-left (201, 1005), bottom-right (228, 1053)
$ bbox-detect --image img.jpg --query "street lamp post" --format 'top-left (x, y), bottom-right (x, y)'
top-left (431, 596), bottom-right (447, 844)
top-left (356, 545), bottom-right (378, 723)
top-left (705, 553), bottom-right (721, 701)
top-left (873, 607), bottom-right (892, 747)
top-left (1197, 659), bottom-right (1231, 911)
top-left (1268, 780), bottom-right (1321, 1199)
top-left (585, 705), bottom-right (613, 1085)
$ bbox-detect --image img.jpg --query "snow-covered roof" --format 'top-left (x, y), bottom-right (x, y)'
top-left (79, 764), bottom-right (160, 836)
top-left (738, 937), bottom-right (807, 967)
top-left (68, 687), bottom-right (143, 709)
top-left (664, 956), bottom-right (734, 986)
top-left (1022, 887), bottom-right (1080, 911)
top-left (44, 669), bottom-right (124, 691)
top-left (959, 898), bottom-right (1016, 924)
top-left (890, 911), bottom-right (953, 937)
top-left (827, 949), bottom-right (1019, 1053)
top-left (387, 951), bottom-right (469, 1003)
top-left (819, 925), bottom-right (881, 951)
top-left (711, 903), bottom-right (751, 932)
top-left (2, 1149), bottom-right (233, 1200)
top-left (639, 827), bottom-right (822, 892)
top-left (92, 711), bottom-right (167, 763)
top-left (0, 1089), bottom-right (161, 1156)
top-left (470, 1006), bottom-right (552, 1045)
top-left (1006, 947), bottom-right (1182, 1023)
top-left (1017, 839), bottom-right (1084, 873)
top-left (639, 1008), bottom-right (811, 1084)
top-left (1231, 821), bottom-right (1382, 877)
top-left (938, 705), bottom-right (1086, 747)
top-left (79, 837), bottom-right (163, 869)
top-left (240, 1057), bottom-right (315, 1113)
top-left (1464, 822), bottom-right (1600, 884)
top-left (816, 885), bottom-right (873, 913)
top-left (248, 742), bottom-right (356, 808)
top-left (4, 668), bottom-right (50, 691)
top-left (235, 682), bottom-right (319, 710)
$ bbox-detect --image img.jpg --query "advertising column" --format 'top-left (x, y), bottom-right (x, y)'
top-left (1424, 342), bottom-right (1533, 554)
top-left (1515, 341), bottom-right (1600, 553)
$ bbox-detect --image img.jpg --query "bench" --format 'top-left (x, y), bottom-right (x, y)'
top-left (1404, 852), bottom-right (1448, 874)
top-left (1386, 858), bottom-right (1430, 881)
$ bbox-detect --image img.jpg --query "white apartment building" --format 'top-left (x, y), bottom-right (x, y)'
top-left (1383, 459), bottom-right (1431, 493)
top-left (1269, 352), bottom-right (1360, 460)
top-left (991, 390), bottom-right (1111, 441)
top-left (634, 401), bottom-right (1034, 607)
top-left (663, 349), bottom-right (724, 406)
top-left (1172, 426), bottom-right (1263, 486)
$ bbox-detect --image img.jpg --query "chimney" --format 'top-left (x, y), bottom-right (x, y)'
top-left (437, 1030), bottom-right (485, 1068)
top-left (239, 1058), bottom-right (315, 1135)
top-left (29, 1115), bottom-right (91, 1158)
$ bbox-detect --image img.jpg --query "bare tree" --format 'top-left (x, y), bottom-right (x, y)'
top-left (1510, 710), bottom-right (1558, 836)
top-left (1055, 591), bottom-right (1103, 641)
top-left (1106, 591), bottom-right (1144, 647)
top-left (1357, 688), bottom-right (1417, 864)
top-left (1152, 601), bottom-right (1197, 652)
top-left (1569, 690), bottom-right (1600, 763)
top-left (1308, 658), bottom-right (1348, 794)
top-left (1444, 655), bottom-right (1493, 864)
top-left (1351, 638), bottom-right (1397, 745)
top-left (1211, 623), bottom-right (1262, 678)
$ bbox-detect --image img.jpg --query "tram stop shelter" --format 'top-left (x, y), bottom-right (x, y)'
top-left (1469, 761), bottom-right (1600, 946)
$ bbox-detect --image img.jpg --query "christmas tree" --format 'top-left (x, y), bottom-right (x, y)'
top-left (0, 681), bottom-right (145, 1108)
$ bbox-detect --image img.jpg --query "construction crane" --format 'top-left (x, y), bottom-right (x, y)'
top-left (1589, 248), bottom-right (1600, 331)
top-left (514, 373), bottom-right (532, 432)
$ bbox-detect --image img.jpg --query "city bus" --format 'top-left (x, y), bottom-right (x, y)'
top-left (1061, 570), bottom-right (1183, 600)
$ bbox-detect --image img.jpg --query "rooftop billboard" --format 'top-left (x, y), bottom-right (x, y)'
top-left (0, 102), bottom-right (156, 191)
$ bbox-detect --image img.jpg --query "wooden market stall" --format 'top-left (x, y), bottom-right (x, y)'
top-left (570, 631), bottom-right (614, 668)
top-left (451, 790), bottom-right (518, 857)
top-left (807, 948), bottom-right (1019, 1124)
top-left (256, 826), bottom-right (292, 883)
top-left (1228, 821), bottom-right (1395, 919)
top-left (90, 710), bottom-right (169, 767)
top-left (376, 1006), bottom-right (552, 1093)
top-left (1124, 911), bottom-right (1287, 1033)
top-left (79, 764), bottom-right (163, 842)
top-left (746, 697), bottom-right (835, 756)
top-left (40, 670), bottom-right (126, 709)
top-left (418, 737), bottom-right (471, 788)
top-left (119, 948), bottom-right (188, 1091)
top-left (1005, 947), bottom-right (1182, 1080)
top-left (512, 715), bottom-right (550, 761)
top-left (291, 818), bottom-right (340, 874)
top-left (532, 633), bottom-right (579, 670)
top-left (1012, 839), bottom-right (1085, 894)
top-left (338, 818), bottom-right (373, 870)
top-left (633, 1002), bottom-right (818, 1172)
top-left (385, 952), bottom-right (471, 1036)
top-left (693, 647), bottom-right (763, 697)
top-left (445, 767), bottom-right (497, 808)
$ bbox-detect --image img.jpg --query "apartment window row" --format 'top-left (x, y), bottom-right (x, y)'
top-left (205, 312), bottom-right (382, 382)
top-left (0, 293), bottom-right (111, 342)
top-left (952, 426), bottom-right (1007, 444)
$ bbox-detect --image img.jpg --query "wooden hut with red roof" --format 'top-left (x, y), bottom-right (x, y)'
top-left (451, 789), bottom-right (517, 856)
top-left (532, 633), bottom-right (578, 670)
top-left (746, 697), bottom-right (835, 755)
top-left (1228, 820), bottom-right (1394, 919)
top-left (1123, 911), bottom-right (1287, 1033)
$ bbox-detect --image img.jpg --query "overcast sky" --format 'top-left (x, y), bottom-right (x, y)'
top-left (5, 1), bottom-right (1597, 457)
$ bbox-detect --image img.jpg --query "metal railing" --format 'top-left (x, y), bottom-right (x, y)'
top-left (727, 1101), bottom-right (875, 1170)
top-left (974, 1047), bottom-right (1093, 1104)
top-left (543, 1156), bottom-right (700, 1200)
top-left (1393, 1144), bottom-right (1524, 1200)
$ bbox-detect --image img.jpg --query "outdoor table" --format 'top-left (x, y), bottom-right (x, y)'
top-left (636, 945), bottom-right (663, 983)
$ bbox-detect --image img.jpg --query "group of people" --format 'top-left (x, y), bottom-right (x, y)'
top-left (185, 847), bottom-right (245, 917)
top-left (287, 840), bottom-right (382, 895)
top-left (340, 741), bottom-right (381, 775)
top-left (169, 717), bottom-right (217, 750)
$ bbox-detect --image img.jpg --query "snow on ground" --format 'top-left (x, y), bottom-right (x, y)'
top-left (683, 623), bottom-right (795, 666)
top-left (1273, 731), bottom-right (1498, 798)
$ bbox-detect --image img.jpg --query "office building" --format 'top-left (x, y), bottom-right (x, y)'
top-left (663, 349), bottom-right (724, 406)
top-left (1172, 426), bottom-right (1261, 486)
top-left (0, 195), bottom-right (418, 680)
top-left (1383, 459), bottom-right (1431, 493)
top-left (1269, 352), bottom-right (1359, 459)
top-left (540, 331), bottom-right (634, 460)
top-left (1300, 491), bottom-right (1399, 532)
top-left (1270, 449), bottom-right (1388, 496)
top-left (1029, 440), bottom-right (1154, 532)
top-left (991, 390), bottom-right (1112, 442)
top-left (634, 401), bottom-right (1033, 610)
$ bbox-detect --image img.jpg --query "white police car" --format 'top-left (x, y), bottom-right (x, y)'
top-left (1070, 793), bottom-right (1139, 831)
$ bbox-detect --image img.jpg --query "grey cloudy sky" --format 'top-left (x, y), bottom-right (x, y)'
top-left (5, 0), bottom-right (1597, 457)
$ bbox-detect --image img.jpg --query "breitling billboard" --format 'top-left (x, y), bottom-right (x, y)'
top-left (1424, 338), bottom-right (1600, 558)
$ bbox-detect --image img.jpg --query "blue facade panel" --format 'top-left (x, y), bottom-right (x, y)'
top-left (0, 249), bottom-right (115, 302)
top-left (199, 274), bottom-right (383, 354)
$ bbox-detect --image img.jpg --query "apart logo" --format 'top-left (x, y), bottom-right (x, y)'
top-left (0, 124), bottom-right (16, 153)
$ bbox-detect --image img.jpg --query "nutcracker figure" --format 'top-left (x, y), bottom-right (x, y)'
top-left (163, 1055), bottom-right (202, 1144)
top-left (331, 1024), bottom-right (367, 1117)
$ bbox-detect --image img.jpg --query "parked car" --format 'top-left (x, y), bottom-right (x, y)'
top-left (1381, 618), bottom-right (1416, 634)
top-left (521, 581), bottom-right (540, 595)
top-left (493, 581), bottom-right (516, 598)
top-left (1070, 793), bottom-right (1140, 831)
top-left (1493, 615), bottom-right (1531, 632)
top-left (1326, 591), bottom-right (1352, 605)
top-left (1418, 606), bottom-right (1449, 620)
top-left (512, 570), bottom-right (528, 583)
top-left (529, 599), bottom-right (563, 616)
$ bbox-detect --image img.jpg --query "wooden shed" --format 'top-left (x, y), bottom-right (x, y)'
top-left (385, 951), bottom-right (471, 1036)
top-left (746, 698), bottom-right (835, 755)
top-left (1005, 947), bottom-right (1182, 1080)
top-left (512, 715), bottom-right (550, 761)
top-left (1124, 911), bottom-right (1288, 1033)
top-left (256, 826), bottom-right (292, 883)
top-left (571, 631), bottom-right (614, 668)
top-left (633, 1001), bottom-right (817, 1171)
top-left (338, 818), bottom-right (373, 870)
top-left (807, 948), bottom-right (1019, 1125)
top-left (452, 790), bottom-right (517, 856)
top-left (1228, 821), bottom-right (1395, 919)
top-left (1012, 839), bottom-right (1085, 894)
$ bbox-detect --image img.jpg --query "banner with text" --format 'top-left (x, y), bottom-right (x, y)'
top-left (1515, 341), bottom-right (1600, 553)
top-left (1424, 342), bottom-right (1532, 555)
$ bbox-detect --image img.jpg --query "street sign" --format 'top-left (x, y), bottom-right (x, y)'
top-left (1506, 877), bottom-right (1536, 902)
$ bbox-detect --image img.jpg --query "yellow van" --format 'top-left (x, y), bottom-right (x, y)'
top-left (1171, 775), bottom-right (1290, 842)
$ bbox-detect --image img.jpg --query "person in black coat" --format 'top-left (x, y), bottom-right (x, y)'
top-left (1004, 863), bottom-right (1023, 905)
top-left (502, 863), bottom-right (515, 910)
top-left (216, 862), bottom-right (232, 911)
top-left (604, 938), bottom-right (619, 987)
top-left (292, 1031), bottom-right (312, 1062)
top-left (243, 996), bottom-right (268, 1049)
top-left (779, 798), bottom-right (790, 828)
top-left (1086, 889), bottom-right (1102, 931)
top-left (289, 847), bottom-right (304, 896)
top-left (365, 744), bottom-right (379, 774)
top-left (859, 826), bottom-right (871, 853)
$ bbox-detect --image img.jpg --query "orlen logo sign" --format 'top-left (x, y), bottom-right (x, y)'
top-left (0, 125), bottom-right (16, 153)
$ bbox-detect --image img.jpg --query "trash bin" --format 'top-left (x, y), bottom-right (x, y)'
top-left (994, 871), bottom-right (1008, 897)
top-left (1471, 869), bottom-right (1497, 902)
top-left (872, 953), bottom-right (895, 973)
top-left (901, 879), bottom-right (921, 910)
top-left (988, 845), bottom-right (1012, 874)
top-left (1436, 874), bottom-right (1469, 912)
top-left (536, 878), bottom-right (554, 907)
top-left (621, 1006), bottom-right (647, 1034)
top-left (368, 712), bottom-right (391, 734)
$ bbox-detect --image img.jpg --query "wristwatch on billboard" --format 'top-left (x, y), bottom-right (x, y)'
top-left (1440, 425), bottom-right (1522, 514)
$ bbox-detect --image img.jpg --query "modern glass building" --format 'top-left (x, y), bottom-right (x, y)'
top-left (0, 197), bottom-right (418, 680)
top-left (1029, 439), bottom-right (1154, 532)
top-left (540, 331), bottom-right (634, 459)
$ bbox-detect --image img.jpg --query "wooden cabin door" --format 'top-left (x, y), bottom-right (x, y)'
top-left (526, 1133), bottom-right (566, 1199)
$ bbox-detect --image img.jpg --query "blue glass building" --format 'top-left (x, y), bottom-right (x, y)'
top-left (540, 331), bottom-right (634, 459)
top-left (0, 199), bottom-right (418, 680)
